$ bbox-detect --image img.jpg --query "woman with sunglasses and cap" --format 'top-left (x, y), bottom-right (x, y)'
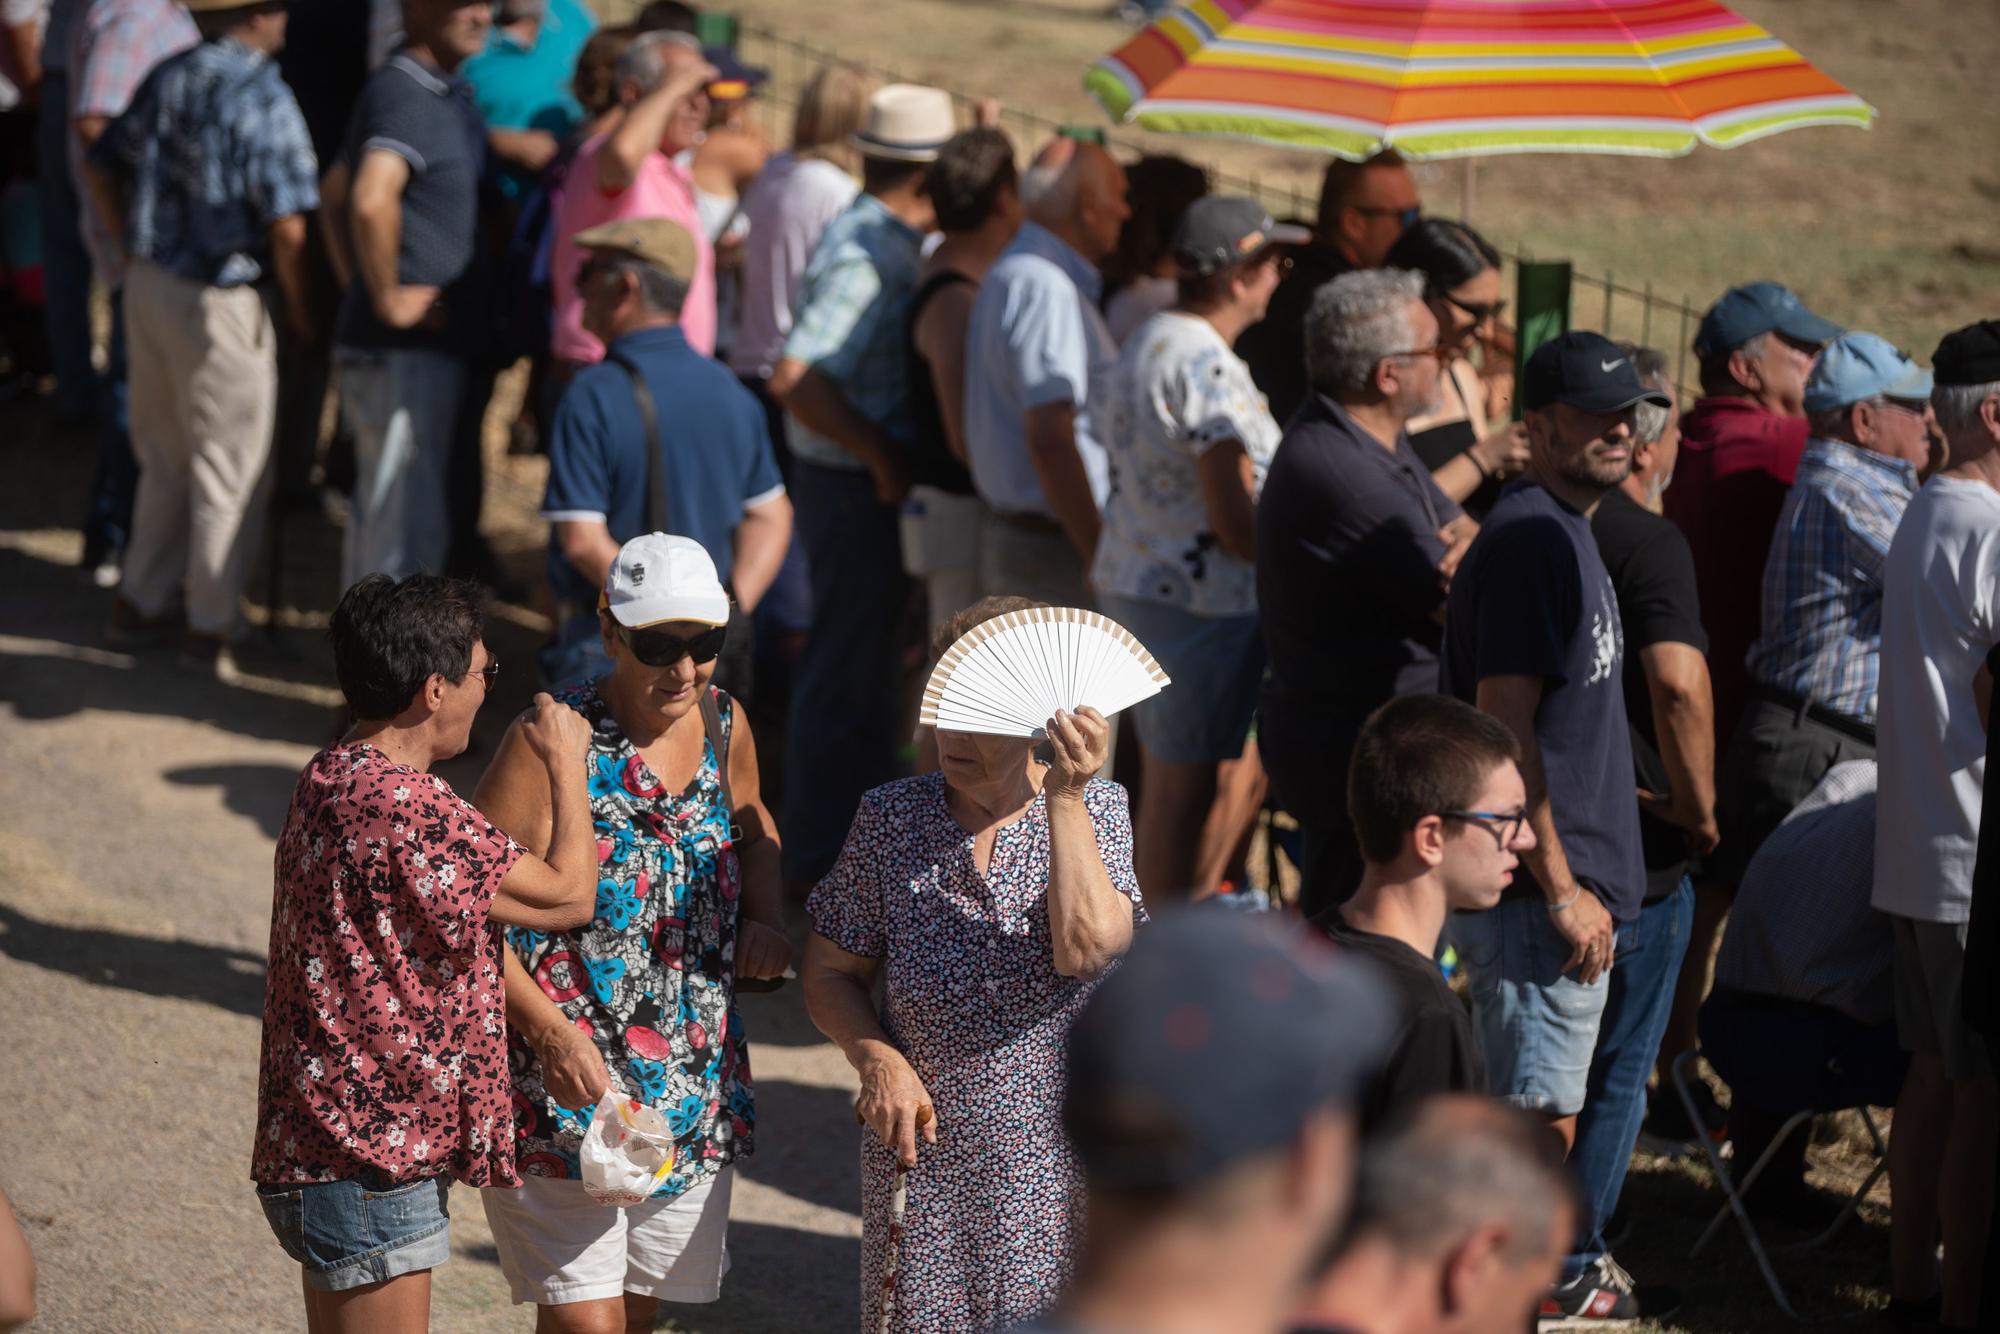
top-left (1387, 218), bottom-right (1531, 520)
top-left (472, 532), bottom-right (790, 1330)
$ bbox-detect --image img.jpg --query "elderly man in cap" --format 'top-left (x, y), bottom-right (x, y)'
top-left (1442, 332), bottom-right (1680, 1323)
top-left (1094, 195), bottom-right (1304, 903)
top-left (1873, 320), bottom-right (2000, 1333)
top-left (1663, 281), bottom-right (1841, 754)
top-left (767, 82), bottom-right (951, 891)
top-left (82, 0), bottom-right (317, 670)
top-left (1009, 910), bottom-right (1392, 1334)
top-left (540, 218), bottom-right (789, 691)
top-left (963, 132), bottom-right (1131, 604)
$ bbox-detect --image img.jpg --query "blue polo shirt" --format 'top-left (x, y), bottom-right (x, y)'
top-left (460, 0), bottom-right (593, 198)
top-left (542, 324), bottom-right (785, 616)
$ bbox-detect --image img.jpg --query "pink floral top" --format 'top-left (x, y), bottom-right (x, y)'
top-left (253, 745), bottom-right (524, 1187)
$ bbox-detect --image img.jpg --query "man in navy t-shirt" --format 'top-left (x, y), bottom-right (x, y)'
top-left (1442, 331), bottom-right (1673, 1323)
top-left (541, 217), bottom-right (790, 688)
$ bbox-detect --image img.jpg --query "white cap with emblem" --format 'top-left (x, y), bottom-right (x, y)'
top-left (601, 532), bottom-right (730, 629)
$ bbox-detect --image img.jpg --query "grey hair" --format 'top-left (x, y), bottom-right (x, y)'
top-left (1621, 343), bottom-right (1675, 446)
top-left (615, 29), bottom-right (702, 96)
top-left (604, 254), bottom-right (689, 316)
top-left (1934, 381), bottom-right (2000, 440)
top-left (1020, 162), bottom-right (1070, 216)
top-left (1304, 268), bottom-right (1425, 400)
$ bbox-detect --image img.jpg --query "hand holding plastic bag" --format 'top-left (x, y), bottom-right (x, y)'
top-left (579, 1090), bottom-right (676, 1206)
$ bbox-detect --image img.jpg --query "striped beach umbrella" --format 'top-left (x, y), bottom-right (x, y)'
top-left (1086, 0), bottom-right (1875, 160)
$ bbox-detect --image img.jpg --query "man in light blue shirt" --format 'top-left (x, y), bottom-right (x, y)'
top-left (962, 138), bottom-right (1128, 606)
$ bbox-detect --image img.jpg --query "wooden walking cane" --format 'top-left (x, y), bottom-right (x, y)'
top-left (858, 1100), bottom-right (933, 1334)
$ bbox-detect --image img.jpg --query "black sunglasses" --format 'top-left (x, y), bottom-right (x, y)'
top-left (621, 623), bottom-right (727, 667)
top-left (464, 659), bottom-right (499, 689)
top-left (1442, 292), bottom-right (1508, 325)
top-left (1355, 203), bottom-right (1423, 232)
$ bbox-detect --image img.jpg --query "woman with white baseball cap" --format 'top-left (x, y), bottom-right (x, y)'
top-left (473, 533), bottom-right (791, 1329)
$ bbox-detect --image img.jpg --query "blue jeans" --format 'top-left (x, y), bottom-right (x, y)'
top-left (1454, 894), bottom-right (1613, 1116)
top-left (256, 1174), bottom-right (452, 1293)
top-left (1564, 877), bottom-right (1695, 1278)
top-left (782, 461), bottom-right (910, 885)
top-left (85, 293), bottom-right (135, 560)
top-left (36, 71), bottom-right (98, 420)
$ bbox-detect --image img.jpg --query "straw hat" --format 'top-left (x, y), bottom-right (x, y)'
top-left (850, 83), bottom-right (955, 163)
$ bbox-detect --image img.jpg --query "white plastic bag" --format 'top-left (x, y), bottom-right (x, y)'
top-left (578, 1090), bottom-right (677, 1206)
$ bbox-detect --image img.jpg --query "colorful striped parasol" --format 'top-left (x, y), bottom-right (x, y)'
top-left (1086, 0), bottom-right (1875, 161)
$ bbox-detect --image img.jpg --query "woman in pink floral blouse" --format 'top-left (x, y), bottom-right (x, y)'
top-left (252, 574), bottom-right (598, 1332)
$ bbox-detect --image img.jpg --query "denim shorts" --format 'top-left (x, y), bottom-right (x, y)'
top-left (1097, 592), bottom-right (1263, 764)
top-left (1451, 894), bottom-right (1611, 1117)
top-left (256, 1173), bottom-right (452, 1292)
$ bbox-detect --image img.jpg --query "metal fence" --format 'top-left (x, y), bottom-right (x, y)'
top-left (735, 21), bottom-right (1706, 397)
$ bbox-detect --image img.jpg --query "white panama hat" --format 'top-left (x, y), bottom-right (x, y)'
top-left (850, 83), bottom-right (956, 163)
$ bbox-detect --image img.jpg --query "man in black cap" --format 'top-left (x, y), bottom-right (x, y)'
top-left (1873, 319), bottom-right (2000, 1332)
top-left (1442, 331), bottom-right (1676, 1323)
top-left (1011, 911), bottom-right (1392, 1334)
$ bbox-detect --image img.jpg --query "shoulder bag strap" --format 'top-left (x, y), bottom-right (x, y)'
top-left (605, 350), bottom-right (670, 534)
top-left (699, 688), bottom-right (738, 843)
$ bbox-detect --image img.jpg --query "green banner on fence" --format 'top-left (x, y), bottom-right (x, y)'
top-left (697, 11), bottom-right (739, 49)
top-left (1512, 261), bottom-right (1573, 420)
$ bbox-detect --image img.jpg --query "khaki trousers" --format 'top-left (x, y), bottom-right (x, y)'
top-left (121, 259), bottom-right (278, 635)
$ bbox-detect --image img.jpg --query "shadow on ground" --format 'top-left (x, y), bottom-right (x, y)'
top-left (0, 901), bottom-right (267, 1019)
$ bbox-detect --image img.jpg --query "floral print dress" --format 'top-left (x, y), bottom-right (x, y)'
top-left (505, 683), bottom-right (754, 1199)
top-left (807, 773), bottom-right (1144, 1334)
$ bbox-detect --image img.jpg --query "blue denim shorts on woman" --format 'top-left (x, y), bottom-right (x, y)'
top-left (256, 1173), bottom-right (452, 1292)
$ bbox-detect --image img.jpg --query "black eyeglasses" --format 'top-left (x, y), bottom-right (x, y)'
top-left (1442, 292), bottom-right (1508, 325)
top-left (1441, 808), bottom-right (1528, 847)
top-left (621, 623), bottom-right (728, 667)
top-left (1355, 204), bottom-right (1423, 232)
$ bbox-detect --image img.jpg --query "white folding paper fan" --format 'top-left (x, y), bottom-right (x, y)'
top-left (919, 607), bottom-right (1171, 738)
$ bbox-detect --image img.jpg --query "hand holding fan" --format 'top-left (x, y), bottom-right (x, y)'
top-left (919, 606), bottom-right (1170, 738)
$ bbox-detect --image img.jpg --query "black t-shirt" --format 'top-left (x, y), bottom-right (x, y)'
top-left (1257, 396), bottom-right (1462, 822)
top-left (1592, 488), bottom-right (1709, 900)
top-left (1964, 642), bottom-right (2000, 1039)
top-left (1441, 480), bottom-right (1645, 921)
top-left (1320, 915), bottom-right (1484, 1130)
top-left (1236, 243), bottom-right (1351, 426)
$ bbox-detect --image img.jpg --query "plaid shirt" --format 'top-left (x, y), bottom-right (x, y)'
top-left (780, 193), bottom-right (924, 472)
top-left (1745, 436), bottom-right (1916, 724)
top-left (69, 0), bottom-right (198, 288)
top-left (90, 38), bottom-right (318, 288)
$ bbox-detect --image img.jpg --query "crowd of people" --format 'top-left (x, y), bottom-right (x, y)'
top-left (3, 1), bottom-right (1998, 1332)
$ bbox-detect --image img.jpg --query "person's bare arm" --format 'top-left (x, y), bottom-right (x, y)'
top-left (79, 137), bottom-right (127, 257)
top-left (726, 709), bottom-right (789, 980)
top-left (1431, 423), bottom-right (1530, 504)
top-left (598, 58), bottom-right (715, 193)
top-left (348, 149), bottom-right (440, 329)
top-left (554, 518), bottom-right (624, 593)
top-left (1025, 401), bottom-right (1101, 561)
top-left (503, 948), bottom-right (612, 1108)
top-left (0, 1183), bottom-right (33, 1332)
top-left (1042, 708), bottom-right (1134, 978)
top-left (729, 493), bottom-right (792, 617)
top-left (803, 933), bottom-right (936, 1167)
top-left (1637, 641), bottom-right (1719, 854)
top-left (319, 159), bottom-right (355, 287)
top-left (1436, 513), bottom-right (1479, 588)
top-left (5, 20), bottom-right (41, 103)
top-left (770, 360), bottom-right (910, 504)
top-left (1195, 441), bottom-right (1257, 563)
top-left (474, 695), bottom-right (599, 931)
top-left (267, 213), bottom-right (316, 341)
top-left (487, 126), bottom-right (558, 177)
top-left (914, 283), bottom-right (979, 466)
top-left (1475, 674), bottom-right (1615, 983)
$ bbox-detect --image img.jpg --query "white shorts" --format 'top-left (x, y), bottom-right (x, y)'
top-left (480, 1169), bottom-right (733, 1307)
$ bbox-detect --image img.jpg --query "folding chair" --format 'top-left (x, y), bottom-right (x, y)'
top-left (1670, 1049), bottom-right (1889, 1320)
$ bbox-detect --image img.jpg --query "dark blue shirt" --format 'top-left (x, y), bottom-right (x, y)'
top-left (334, 51), bottom-right (486, 351)
top-left (1442, 479), bottom-right (1645, 921)
top-left (542, 325), bottom-right (785, 616)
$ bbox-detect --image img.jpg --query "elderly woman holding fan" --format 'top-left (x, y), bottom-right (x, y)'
top-left (803, 596), bottom-right (1147, 1333)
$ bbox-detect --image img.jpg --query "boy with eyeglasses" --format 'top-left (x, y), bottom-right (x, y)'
top-left (1318, 693), bottom-right (1532, 1132)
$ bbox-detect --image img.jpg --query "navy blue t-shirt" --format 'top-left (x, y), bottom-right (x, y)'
top-left (1441, 480), bottom-right (1644, 921)
top-left (542, 325), bottom-right (784, 614)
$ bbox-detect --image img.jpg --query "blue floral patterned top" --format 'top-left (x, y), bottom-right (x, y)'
top-left (506, 682), bottom-right (754, 1198)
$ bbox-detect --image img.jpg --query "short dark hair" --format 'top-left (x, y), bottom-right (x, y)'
top-left (929, 128), bottom-right (1017, 233)
top-left (330, 574), bottom-right (483, 721)
top-left (1347, 694), bottom-right (1520, 864)
top-left (862, 154), bottom-right (928, 197)
top-left (1315, 149), bottom-right (1405, 236)
top-left (634, 0), bottom-right (697, 33)
top-left (1100, 154), bottom-right (1209, 301)
top-left (1383, 217), bottom-right (1500, 300)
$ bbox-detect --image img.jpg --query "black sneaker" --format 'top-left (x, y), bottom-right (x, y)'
top-left (1540, 1255), bottom-right (1681, 1326)
top-left (1637, 1081), bottom-right (1726, 1157)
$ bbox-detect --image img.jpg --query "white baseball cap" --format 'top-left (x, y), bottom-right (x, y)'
top-left (601, 533), bottom-right (730, 629)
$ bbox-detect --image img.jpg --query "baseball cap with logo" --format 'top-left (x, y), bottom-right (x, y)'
top-left (601, 533), bottom-right (730, 629)
top-left (1522, 331), bottom-right (1674, 414)
top-left (572, 217), bottom-right (699, 283)
top-left (1694, 281), bottom-right (1842, 360)
top-left (1802, 332), bottom-right (1934, 412)
top-left (1171, 196), bottom-right (1311, 277)
top-left (1063, 911), bottom-right (1393, 1192)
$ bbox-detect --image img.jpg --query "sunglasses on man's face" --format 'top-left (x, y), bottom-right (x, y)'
top-left (1442, 292), bottom-right (1508, 325)
top-left (622, 623), bottom-right (728, 667)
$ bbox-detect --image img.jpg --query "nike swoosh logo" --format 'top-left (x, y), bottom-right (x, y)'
top-left (1601, 358), bottom-right (1626, 372)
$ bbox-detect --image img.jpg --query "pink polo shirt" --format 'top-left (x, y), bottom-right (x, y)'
top-left (550, 134), bottom-right (717, 363)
